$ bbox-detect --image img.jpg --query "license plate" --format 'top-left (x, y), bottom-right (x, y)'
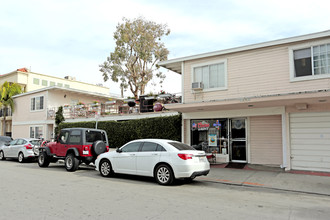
top-left (83, 150), bottom-right (89, 155)
top-left (199, 157), bottom-right (205, 162)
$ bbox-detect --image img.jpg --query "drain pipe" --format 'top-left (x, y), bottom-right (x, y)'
top-left (281, 113), bottom-right (287, 169)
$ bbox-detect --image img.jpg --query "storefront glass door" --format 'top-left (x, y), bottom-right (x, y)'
top-left (230, 118), bottom-right (247, 162)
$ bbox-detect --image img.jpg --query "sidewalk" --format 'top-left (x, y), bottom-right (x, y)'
top-left (197, 164), bottom-right (330, 196)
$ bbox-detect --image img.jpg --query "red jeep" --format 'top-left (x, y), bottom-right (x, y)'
top-left (38, 128), bottom-right (109, 172)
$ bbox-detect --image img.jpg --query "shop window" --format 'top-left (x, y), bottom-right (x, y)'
top-left (30, 126), bottom-right (43, 139)
top-left (191, 119), bottom-right (228, 154)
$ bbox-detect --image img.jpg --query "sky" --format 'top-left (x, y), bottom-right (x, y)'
top-left (1, 0), bottom-right (330, 97)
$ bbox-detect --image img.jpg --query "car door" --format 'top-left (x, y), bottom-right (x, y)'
top-left (56, 130), bottom-right (70, 157)
top-left (12, 139), bottom-right (25, 158)
top-left (136, 142), bottom-right (161, 176)
top-left (3, 139), bottom-right (17, 157)
top-left (112, 142), bottom-right (141, 175)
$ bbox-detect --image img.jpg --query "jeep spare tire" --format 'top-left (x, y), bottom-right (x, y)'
top-left (92, 140), bottom-right (107, 155)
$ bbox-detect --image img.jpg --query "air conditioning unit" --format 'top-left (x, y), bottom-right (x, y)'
top-left (192, 82), bottom-right (203, 90)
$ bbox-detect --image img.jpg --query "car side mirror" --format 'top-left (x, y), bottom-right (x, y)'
top-left (5, 143), bottom-right (10, 146)
top-left (116, 148), bottom-right (122, 153)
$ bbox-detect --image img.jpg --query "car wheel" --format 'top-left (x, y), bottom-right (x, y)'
top-left (38, 151), bottom-right (50, 167)
top-left (18, 152), bottom-right (24, 163)
top-left (155, 164), bottom-right (174, 185)
top-left (65, 153), bottom-right (79, 172)
top-left (0, 151), bottom-right (5, 160)
top-left (99, 159), bottom-right (113, 177)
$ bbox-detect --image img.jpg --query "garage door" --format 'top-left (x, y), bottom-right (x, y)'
top-left (290, 112), bottom-right (330, 172)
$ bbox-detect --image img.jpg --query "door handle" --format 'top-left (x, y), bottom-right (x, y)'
top-left (152, 153), bottom-right (159, 156)
top-left (130, 154), bottom-right (135, 156)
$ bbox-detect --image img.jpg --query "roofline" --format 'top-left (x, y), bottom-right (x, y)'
top-left (12, 86), bottom-right (120, 100)
top-left (159, 30), bottom-right (330, 73)
top-left (0, 69), bottom-right (109, 89)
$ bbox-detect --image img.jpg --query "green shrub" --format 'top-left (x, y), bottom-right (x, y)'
top-left (58, 114), bottom-right (181, 148)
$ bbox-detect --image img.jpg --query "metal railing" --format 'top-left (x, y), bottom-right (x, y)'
top-left (47, 94), bottom-right (181, 120)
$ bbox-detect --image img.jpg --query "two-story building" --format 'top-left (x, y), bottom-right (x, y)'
top-left (159, 30), bottom-right (330, 172)
top-left (0, 68), bottom-right (110, 136)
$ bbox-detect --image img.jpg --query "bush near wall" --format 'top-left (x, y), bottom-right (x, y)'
top-left (58, 114), bottom-right (182, 148)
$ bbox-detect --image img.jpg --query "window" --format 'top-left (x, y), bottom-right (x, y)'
top-left (64, 84), bottom-right (70, 88)
top-left (121, 142), bottom-right (141, 152)
top-left (68, 130), bottom-right (82, 144)
top-left (33, 78), bottom-right (40, 85)
top-left (192, 60), bottom-right (227, 90)
top-left (42, 80), bottom-right (48, 86)
top-left (292, 43), bottom-right (330, 79)
top-left (30, 126), bottom-right (43, 138)
top-left (85, 130), bottom-right (107, 143)
top-left (59, 130), bottom-right (70, 144)
top-left (169, 142), bottom-right (196, 151)
top-left (57, 83), bottom-right (63, 87)
top-left (141, 142), bottom-right (158, 152)
top-left (50, 81), bottom-right (56, 86)
top-left (31, 96), bottom-right (44, 111)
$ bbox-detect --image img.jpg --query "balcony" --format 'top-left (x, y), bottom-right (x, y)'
top-left (47, 93), bottom-right (181, 120)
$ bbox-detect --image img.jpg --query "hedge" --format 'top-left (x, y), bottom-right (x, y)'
top-left (58, 114), bottom-right (182, 148)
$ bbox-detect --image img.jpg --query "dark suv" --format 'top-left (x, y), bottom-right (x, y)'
top-left (38, 128), bottom-right (109, 172)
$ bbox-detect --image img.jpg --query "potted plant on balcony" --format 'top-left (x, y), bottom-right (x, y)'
top-left (124, 97), bottom-right (136, 107)
top-left (92, 100), bottom-right (100, 107)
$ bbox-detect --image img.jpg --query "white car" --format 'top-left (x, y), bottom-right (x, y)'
top-left (0, 138), bottom-right (41, 163)
top-left (95, 139), bottom-right (210, 185)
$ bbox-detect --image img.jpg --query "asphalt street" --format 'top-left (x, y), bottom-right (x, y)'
top-left (0, 160), bottom-right (329, 220)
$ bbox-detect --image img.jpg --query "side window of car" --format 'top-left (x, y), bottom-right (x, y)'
top-left (141, 142), bottom-right (158, 152)
top-left (156, 144), bottom-right (166, 152)
top-left (121, 142), bottom-right (141, 152)
top-left (16, 139), bottom-right (24, 145)
top-left (59, 131), bottom-right (70, 144)
top-left (68, 130), bottom-right (82, 144)
top-left (9, 140), bottom-right (18, 145)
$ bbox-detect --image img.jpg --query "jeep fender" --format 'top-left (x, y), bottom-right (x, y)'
top-left (66, 148), bottom-right (80, 157)
top-left (40, 147), bottom-right (52, 156)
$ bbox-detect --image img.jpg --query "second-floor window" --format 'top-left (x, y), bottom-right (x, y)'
top-left (31, 96), bottom-right (44, 111)
top-left (293, 43), bottom-right (330, 79)
top-left (192, 60), bottom-right (227, 91)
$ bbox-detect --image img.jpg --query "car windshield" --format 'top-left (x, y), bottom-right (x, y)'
top-left (168, 142), bottom-right (196, 151)
top-left (85, 130), bottom-right (107, 143)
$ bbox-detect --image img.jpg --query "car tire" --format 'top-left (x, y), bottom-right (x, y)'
top-left (0, 151), bottom-right (5, 160)
top-left (38, 151), bottom-right (50, 167)
top-left (18, 152), bottom-right (24, 163)
top-left (65, 153), bottom-right (79, 172)
top-left (155, 164), bottom-right (174, 185)
top-left (99, 159), bottom-right (113, 177)
top-left (92, 140), bottom-right (107, 156)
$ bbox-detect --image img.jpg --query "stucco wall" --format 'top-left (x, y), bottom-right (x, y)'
top-left (183, 38), bottom-right (330, 104)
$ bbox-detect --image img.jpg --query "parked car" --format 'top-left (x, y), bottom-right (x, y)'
top-left (0, 138), bottom-right (41, 163)
top-left (0, 136), bottom-right (13, 148)
top-left (95, 139), bottom-right (210, 185)
top-left (38, 128), bottom-right (109, 171)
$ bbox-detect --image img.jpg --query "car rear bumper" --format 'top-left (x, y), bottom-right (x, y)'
top-left (173, 163), bottom-right (210, 178)
top-left (190, 169), bottom-right (210, 178)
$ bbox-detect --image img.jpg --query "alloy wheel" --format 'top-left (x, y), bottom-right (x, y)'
top-left (157, 167), bottom-right (170, 184)
top-left (101, 161), bottom-right (111, 176)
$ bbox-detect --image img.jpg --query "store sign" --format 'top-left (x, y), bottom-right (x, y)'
top-left (192, 121), bottom-right (210, 131)
top-left (208, 134), bottom-right (217, 146)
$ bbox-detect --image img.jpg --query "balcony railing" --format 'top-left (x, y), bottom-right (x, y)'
top-left (47, 94), bottom-right (182, 120)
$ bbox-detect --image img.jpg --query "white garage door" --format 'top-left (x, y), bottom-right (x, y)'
top-left (290, 112), bottom-right (330, 172)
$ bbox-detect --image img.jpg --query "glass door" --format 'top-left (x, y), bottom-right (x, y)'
top-left (229, 118), bottom-right (247, 162)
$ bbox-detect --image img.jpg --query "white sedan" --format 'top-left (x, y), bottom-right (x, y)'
top-left (95, 139), bottom-right (210, 185)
